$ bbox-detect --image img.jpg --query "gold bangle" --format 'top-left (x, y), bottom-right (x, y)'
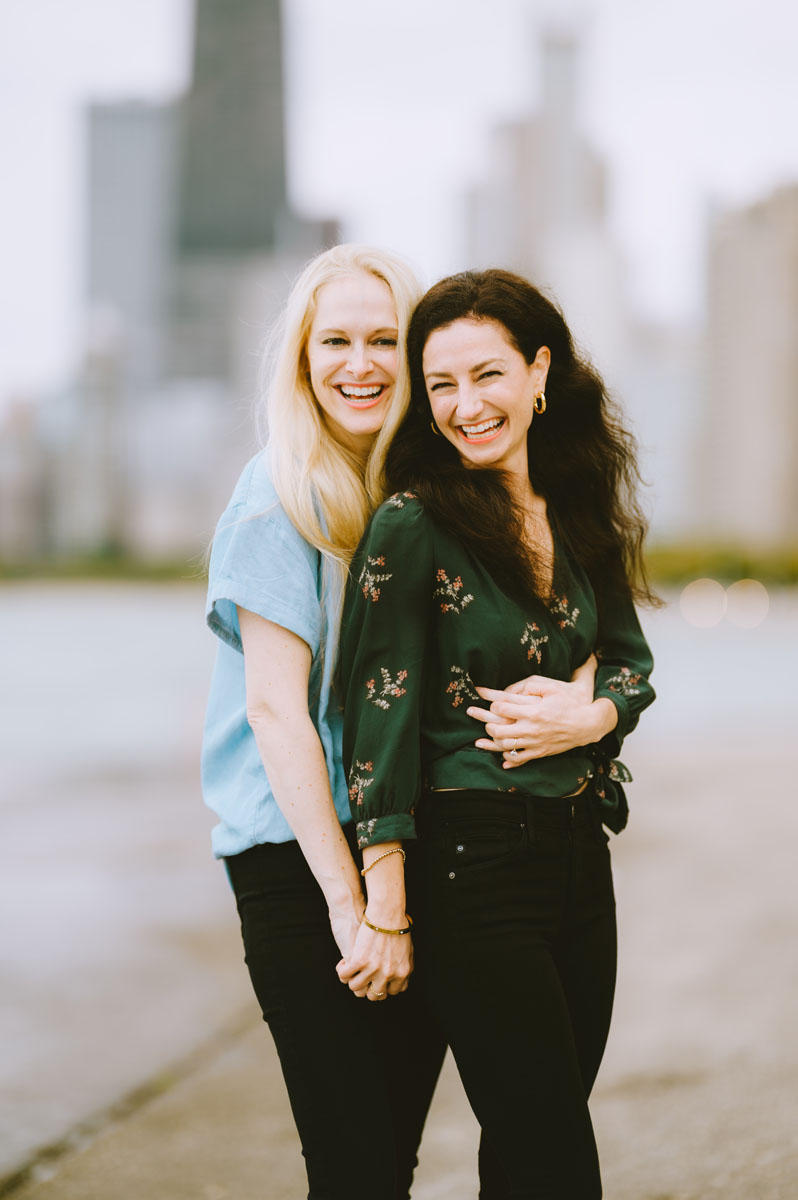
top-left (362, 913), bottom-right (414, 936)
top-left (361, 846), bottom-right (406, 876)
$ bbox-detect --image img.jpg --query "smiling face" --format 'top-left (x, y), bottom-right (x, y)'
top-left (423, 318), bottom-right (550, 480)
top-left (306, 271), bottom-right (399, 459)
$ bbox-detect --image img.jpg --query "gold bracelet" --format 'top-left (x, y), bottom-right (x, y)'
top-left (362, 913), bottom-right (414, 936)
top-left (360, 846), bottom-right (406, 876)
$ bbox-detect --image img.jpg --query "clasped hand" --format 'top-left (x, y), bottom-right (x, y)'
top-left (335, 918), bottom-right (412, 1002)
top-left (467, 655), bottom-right (603, 768)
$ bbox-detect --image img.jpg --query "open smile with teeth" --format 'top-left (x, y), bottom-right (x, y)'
top-left (457, 417), bottom-right (506, 442)
top-left (335, 384), bottom-right (387, 408)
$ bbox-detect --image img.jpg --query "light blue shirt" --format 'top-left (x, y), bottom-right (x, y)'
top-left (201, 450), bottom-right (350, 857)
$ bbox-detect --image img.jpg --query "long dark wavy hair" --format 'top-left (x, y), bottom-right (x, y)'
top-left (385, 268), bottom-right (656, 606)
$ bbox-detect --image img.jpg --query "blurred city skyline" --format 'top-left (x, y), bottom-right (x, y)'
top-left (0, 0), bottom-right (796, 564)
top-left (2, 0), bottom-right (798, 405)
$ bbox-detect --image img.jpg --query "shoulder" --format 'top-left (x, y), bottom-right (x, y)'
top-left (358, 492), bottom-right (434, 553)
top-left (219, 449), bottom-right (278, 521)
top-left (214, 450), bottom-right (315, 561)
top-left (351, 493), bottom-right (434, 590)
top-left (367, 492), bottom-right (429, 535)
top-left (209, 451), bottom-right (319, 602)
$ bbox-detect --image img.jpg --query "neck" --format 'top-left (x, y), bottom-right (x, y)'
top-left (507, 467), bottom-right (541, 514)
top-left (325, 417), bottom-right (374, 469)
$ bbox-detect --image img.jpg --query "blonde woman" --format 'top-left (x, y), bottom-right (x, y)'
top-left (201, 246), bottom-right (445, 1200)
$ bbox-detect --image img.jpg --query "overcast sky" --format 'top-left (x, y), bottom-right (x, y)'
top-left (1, 0), bottom-right (797, 404)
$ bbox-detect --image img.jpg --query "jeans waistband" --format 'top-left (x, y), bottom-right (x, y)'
top-left (418, 786), bottom-right (599, 835)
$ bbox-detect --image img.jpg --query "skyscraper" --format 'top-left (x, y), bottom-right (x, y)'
top-left (700, 184), bottom-right (798, 547)
top-left (177, 0), bottom-right (288, 253)
top-left (68, 0), bottom-right (337, 559)
top-left (466, 31), bottom-right (626, 386)
top-left (168, 0), bottom-right (334, 380)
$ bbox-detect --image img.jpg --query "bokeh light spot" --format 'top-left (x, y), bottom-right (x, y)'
top-left (679, 578), bottom-right (727, 628)
top-left (726, 578), bottom-right (769, 628)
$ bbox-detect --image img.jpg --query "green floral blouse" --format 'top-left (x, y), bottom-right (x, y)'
top-left (338, 493), bottom-right (655, 849)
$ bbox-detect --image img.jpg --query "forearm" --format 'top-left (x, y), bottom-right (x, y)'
top-left (594, 589), bottom-right (656, 745)
top-left (248, 710), bottom-right (363, 912)
top-left (361, 842), bottom-right (408, 926)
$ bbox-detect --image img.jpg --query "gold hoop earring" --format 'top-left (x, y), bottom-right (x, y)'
top-left (533, 391), bottom-right (547, 415)
top-left (430, 421), bottom-right (442, 437)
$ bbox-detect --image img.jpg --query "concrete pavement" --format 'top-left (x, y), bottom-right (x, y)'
top-left (3, 584), bottom-right (797, 1198)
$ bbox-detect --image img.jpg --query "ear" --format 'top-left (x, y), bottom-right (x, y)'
top-left (531, 345), bottom-right (550, 390)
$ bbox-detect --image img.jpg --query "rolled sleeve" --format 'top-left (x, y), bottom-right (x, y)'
top-left (207, 503), bottom-right (321, 657)
top-left (593, 587), bottom-right (655, 758)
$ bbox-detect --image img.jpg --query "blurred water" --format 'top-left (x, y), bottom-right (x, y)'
top-left (2, 582), bottom-right (794, 801)
top-left (0, 582), bottom-right (214, 799)
top-left (633, 586), bottom-right (796, 753)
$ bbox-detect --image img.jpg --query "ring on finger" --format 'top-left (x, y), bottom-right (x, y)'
top-left (368, 982), bottom-right (387, 998)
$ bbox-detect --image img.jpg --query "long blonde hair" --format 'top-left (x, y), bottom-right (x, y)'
top-left (261, 244), bottom-right (422, 589)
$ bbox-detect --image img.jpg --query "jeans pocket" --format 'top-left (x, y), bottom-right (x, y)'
top-left (438, 818), bottom-right (525, 878)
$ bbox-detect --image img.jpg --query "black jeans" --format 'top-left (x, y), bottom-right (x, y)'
top-left (410, 787), bottom-right (617, 1200)
top-left (225, 826), bottom-right (446, 1200)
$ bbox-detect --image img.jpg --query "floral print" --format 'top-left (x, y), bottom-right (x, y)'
top-left (434, 568), bottom-right (474, 614)
top-left (358, 555), bottom-right (392, 603)
top-left (366, 667), bottom-right (408, 710)
top-left (348, 760), bottom-right (375, 808)
top-left (548, 593), bottom-right (580, 630)
top-left (521, 621), bottom-right (549, 663)
top-left (608, 759), bottom-right (632, 783)
top-left (586, 753), bottom-right (633, 802)
top-left (339, 498), bottom-right (655, 847)
top-left (446, 665), bottom-right (480, 708)
top-left (386, 491), bottom-right (417, 508)
top-left (603, 667), bottom-right (643, 697)
top-left (356, 817), bottom-right (380, 849)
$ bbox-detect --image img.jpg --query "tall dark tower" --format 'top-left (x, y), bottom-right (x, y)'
top-left (178, 0), bottom-right (287, 252)
top-left (168, 0), bottom-right (335, 380)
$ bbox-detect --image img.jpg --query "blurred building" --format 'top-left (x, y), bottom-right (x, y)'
top-left (0, 400), bottom-right (49, 559)
top-left (465, 30), bottom-right (700, 541)
top-left (169, 0), bottom-right (334, 385)
top-left (467, 31), bottom-right (628, 386)
top-left (698, 184), bottom-right (798, 548)
top-left (87, 101), bottom-right (180, 393)
top-left (0, 0), bottom-right (336, 564)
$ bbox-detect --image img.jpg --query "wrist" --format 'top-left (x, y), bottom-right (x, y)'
top-left (325, 878), bottom-right (365, 916)
top-left (586, 697), bottom-right (618, 743)
top-left (362, 911), bottom-right (413, 935)
top-left (362, 902), bottom-right (410, 931)
top-left (364, 896), bottom-right (407, 926)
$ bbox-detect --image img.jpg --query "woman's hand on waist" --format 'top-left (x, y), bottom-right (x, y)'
top-left (467, 673), bottom-right (617, 767)
top-left (502, 653), bottom-right (597, 701)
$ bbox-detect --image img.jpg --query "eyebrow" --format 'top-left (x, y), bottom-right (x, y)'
top-left (425, 357), bottom-right (504, 380)
top-left (316, 327), bottom-right (398, 337)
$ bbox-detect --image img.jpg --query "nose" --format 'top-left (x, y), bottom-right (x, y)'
top-left (455, 383), bottom-right (483, 421)
top-left (346, 343), bottom-right (373, 378)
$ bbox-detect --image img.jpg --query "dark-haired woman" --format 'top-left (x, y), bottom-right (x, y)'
top-left (337, 269), bottom-right (655, 1198)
